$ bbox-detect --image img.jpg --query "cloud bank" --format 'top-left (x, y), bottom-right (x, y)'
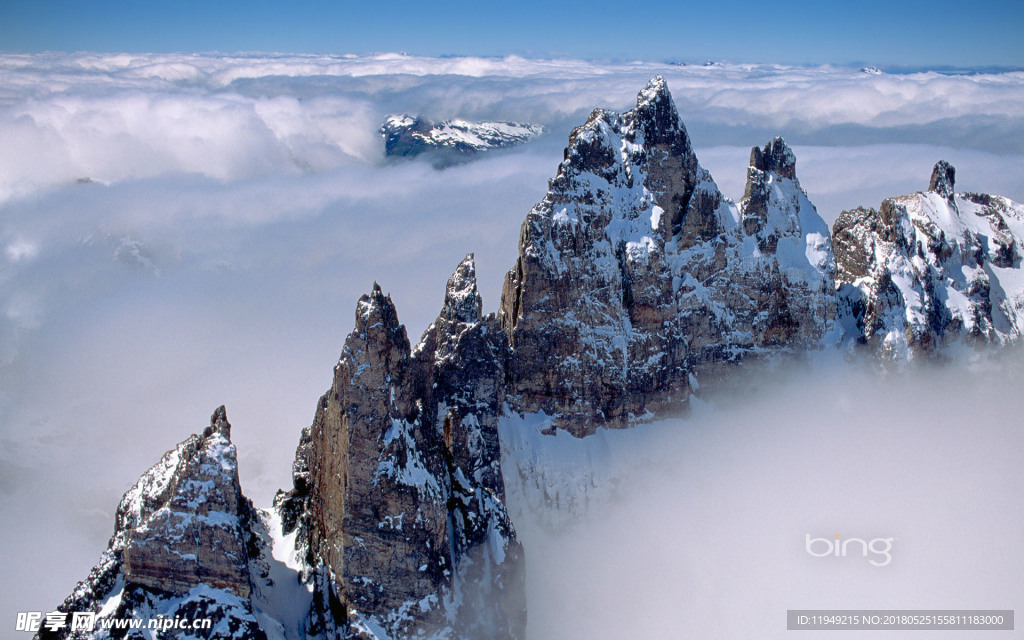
top-left (504, 358), bottom-right (1024, 639)
top-left (0, 52), bottom-right (1021, 633)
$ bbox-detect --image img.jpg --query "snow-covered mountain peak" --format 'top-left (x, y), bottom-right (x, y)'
top-left (833, 162), bottom-right (1024, 357)
top-left (739, 137), bottom-right (835, 285)
top-left (39, 407), bottom-right (268, 640)
top-left (441, 253), bottom-right (483, 325)
top-left (380, 114), bottom-right (543, 166)
top-left (499, 80), bottom-right (837, 435)
top-left (631, 75), bottom-right (685, 142)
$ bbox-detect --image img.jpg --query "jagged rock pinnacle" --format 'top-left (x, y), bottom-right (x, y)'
top-left (442, 253), bottom-right (482, 324)
top-left (277, 255), bottom-right (524, 639)
top-left (356, 282), bottom-right (403, 335)
top-left (929, 160), bottom-right (956, 198)
top-left (637, 75), bottom-right (670, 106)
top-left (204, 404), bottom-right (230, 438)
top-left (42, 408), bottom-right (265, 640)
top-left (749, 136), bottom-right (797, 180)
top-left (633, 75), bottom-right (685, 146)
top-left (833, 161), bottom-right (1024, 356)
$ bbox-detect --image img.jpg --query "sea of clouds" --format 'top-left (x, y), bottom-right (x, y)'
top-left (504, 356), bottom-right (1024, 639)
top-left (1, 52), bottom-right (1022, 634)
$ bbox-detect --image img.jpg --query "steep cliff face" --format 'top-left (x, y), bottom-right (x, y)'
top-left (499, 77), bottom-right (836, 435)
top-left (38, 408), bottom-right (268, 640)
top-left (294, 282), bottom-right (453, 637)
top-left (277, 256), bottom-right (525, 640)
top-left (414, 256), bottom-right (526, 640)
top-left (734, 137), bottom-right (837, 349)
top-left (833, 161), bottom-right (1024, 358)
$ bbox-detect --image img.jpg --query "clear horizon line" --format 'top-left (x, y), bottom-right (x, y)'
top-left (1, 48), bottom-right (1022, 75)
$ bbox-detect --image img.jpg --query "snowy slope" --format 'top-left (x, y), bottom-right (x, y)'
top-left (834, 162), bottom-right (1024, 357)
top-left (380, 115), bottom-right (543, 163)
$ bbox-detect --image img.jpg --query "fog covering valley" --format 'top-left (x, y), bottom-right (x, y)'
top-left (1, 53), bottom-right (1022, 636)
top-left (501, 354), bottom-right (1024, 638)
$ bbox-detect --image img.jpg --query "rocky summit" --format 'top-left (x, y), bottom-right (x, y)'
top-left (275, 257), bottom-right (525, 640)
top-left (48, 76), bottom-right (1024, 639)
top-left (37, 408), bottom-right (268, 640)
top-left (499, 78), bottom-right (837, 435)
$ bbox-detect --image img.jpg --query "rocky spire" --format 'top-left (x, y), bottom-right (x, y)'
top-left (204, 403), bottom-right (231, 438)
top-left (38, 407), bottom-right (266, 640)
top-left (833, 162), bottom-right (1024, 357)
top-left (278, 275), bottom-right (525, 639)
top-left (123, 406), bottom-right (254, 598)
top-left (748, 136), bottom-right (797, 181)
top-left (428, 256), bottom-right (511, 497)
top-left (632, 75), bottom-right (687, 147)
top-left (441, 253), bottom-right (483, 325)
top-left (423, 257), bottom-right (525, 638)
top-left (741, 136), bottom-right (806, 252)
top-left (929, 160), bottom-right (956, 198)
top-left (500, 83), bottom-right (841, 435)
top-left (355, 282), bottom-right (408, 350)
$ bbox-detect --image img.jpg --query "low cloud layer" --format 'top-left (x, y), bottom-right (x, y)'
top-left (0, 53), bottom-right (1022, 631)
top-left (506, 357), bottom-right (1024, 639)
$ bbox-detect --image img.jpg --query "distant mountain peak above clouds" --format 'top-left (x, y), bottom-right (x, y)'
top-left (379, 114), bottom-right (543, 166)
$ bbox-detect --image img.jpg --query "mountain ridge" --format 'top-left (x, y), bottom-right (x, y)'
top-left (44, 76), bottom-right (1024, 640)
top-left (380, 115), bottom-right (543, 166)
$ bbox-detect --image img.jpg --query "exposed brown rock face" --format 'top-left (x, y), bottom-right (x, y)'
top-left (833, 161), bottom-right (1024, 358)
top-left (282, 283), bottom-right (451, 636)
top-left (37, 407), bottom-right (267, 640)
top-left (278, 256), bottom-right (525, 639)
top-left (499, 79), bottom-right (836, 435)
top-left (123, 407), bottom-right (254, 597)
top-left (498, 78), bottom-right (700, 433)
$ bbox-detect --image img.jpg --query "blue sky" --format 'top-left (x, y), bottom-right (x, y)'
top-left (0, 0), bottom-right (1021, 67)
